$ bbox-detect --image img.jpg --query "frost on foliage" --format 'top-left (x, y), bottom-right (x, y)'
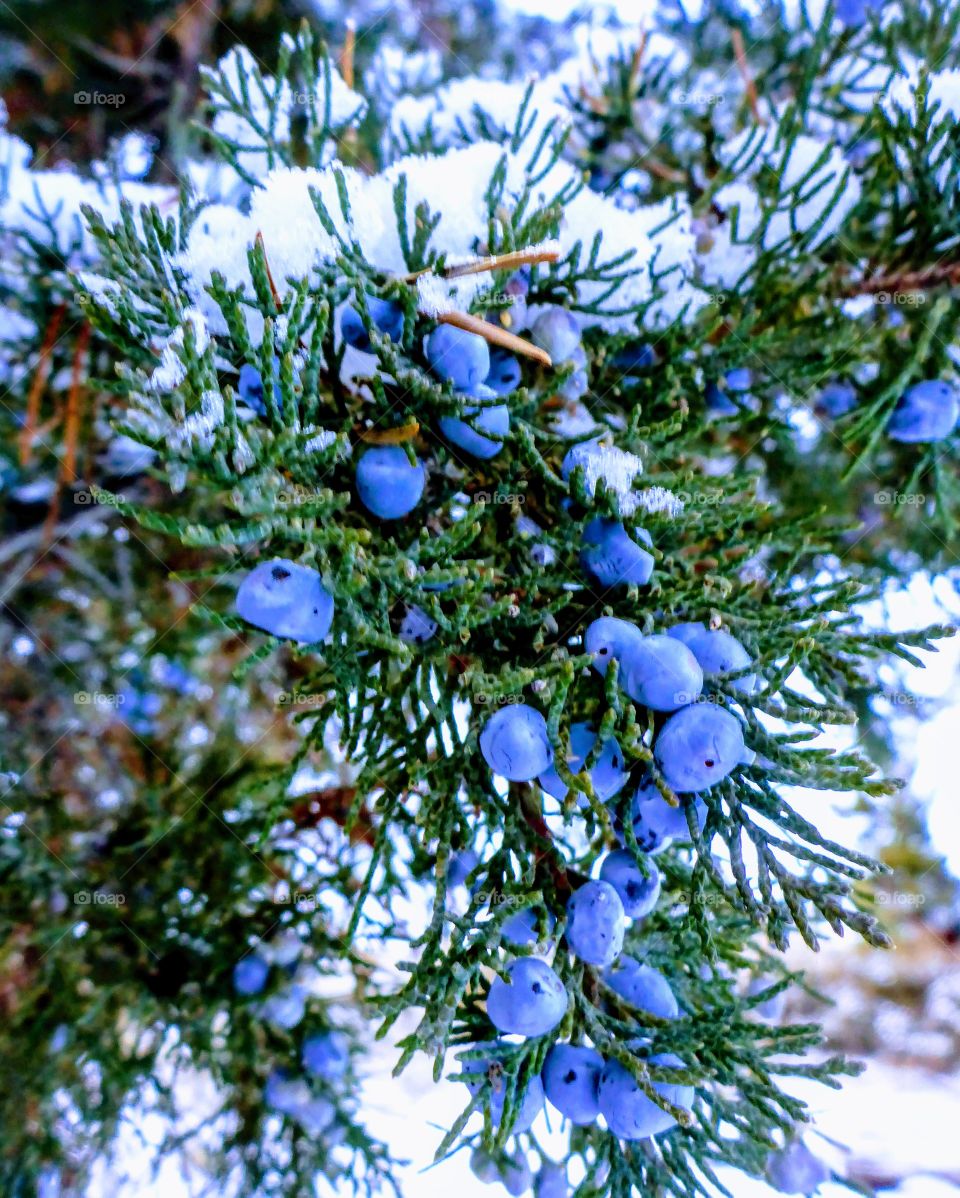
top-left (631, 199), bottom-right (708, 326)
top-left (824, 52), bottom-right (896, 116)
top-left (634, 485), bottom-right (686, 519)
top-left (122, 388), bottom-right (210, 464)
top-left (149, 309), bottom-right (210, 393)
top-left (385, 77), bottom-right (705, 330)
top-left (880, 68), bottom-right (960, 190)
top-left (388, 76), bottom-right (570, 153)
top-left (0, 145), bottom-right (172, 265)
top-left (725, 125), bottom-right (861, 248)
top-left (567, 440), bottom-right (646, 516)
top-left (561, 425), bottom-right (686, 519)
top-left (580, 21), bottom-right (687, 71)
top-left (414, 272), bottom-right (484, 318)
top-left (882, 68), bottom-right (960, 126)
top-left (381, 23), bottom-right (678, 154)
top-left (695, 123), bottom-right (862, 288)
top-left (303, 428), bottom-right (339, 455)
top-left (367, 42), bottom-right (443, 109)
top-left (207, 44), bottom-right (366, 179)
top-left (171, 389), bottom-right (225, 453)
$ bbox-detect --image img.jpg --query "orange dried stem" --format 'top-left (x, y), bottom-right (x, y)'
top-left (841, 262), bottom-right (960, 296)
top-left (443, 247), bottom-right (560, 279)
top-left (731, 28), bottom-right (764, 125)
top-left (340, 21), bottom-right (356, 89)
top-left (643, 156), bottom-right (686, 184)
top-left (358, 420), bottom-right (420, 445)
top-left (255, 231), bottom-right (283, 313)
top-left (61, 322), bottom-right (91, 483)
top-left (629, 30), bottom-right (648, 89)
top-left (20, 304), bottom-right (66, 467)
top-left (402, 246), bottom-right (561, 285)
top-left (436, 311), bottom-right (552, 367)
top-left (578, 83), bottom-right (609, 115)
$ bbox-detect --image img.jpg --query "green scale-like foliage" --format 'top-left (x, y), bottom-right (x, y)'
top-left (66, 35), bottom-right (957, 1194)
top-left (570, 4), bottom-right (960, 553)
top-left (0, 11), bottom-right (955, 1196)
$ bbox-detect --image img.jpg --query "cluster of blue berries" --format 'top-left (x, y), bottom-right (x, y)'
top-left (337, 285), bottom-right (530, 523)
top-left (451, 813), bottom-right (695, 1157)
top-left (338, 283), bottom-right (598, 524)
top-left (233, 939), bottom-right (351, 1136)
top-left (233, 300), bottom-right (685, 643)
top-left (813, 375), bottom-right (959, 444)
top-left (699, 366), bottom-right (959, 446)
top-left (462, 903), bottom-right (691, 1146)
top-left (479, 617), bottom-right (754, 800)
top-left (456, 618), bottom-right (762, 1164)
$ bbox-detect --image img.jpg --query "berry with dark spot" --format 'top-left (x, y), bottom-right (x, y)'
top-left (487, 957), bottom-right (568, 1036)
top-left (542, 1043), bottom-right (604, 1124)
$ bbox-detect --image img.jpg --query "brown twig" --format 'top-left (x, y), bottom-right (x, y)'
top-left (340, 21), bottom-right (356, 90)
top-left (578, 83), bottom-right (609, 116)
top-left (255, 231), bottom-right (283, 313)
top-left (641, 155), bottom-right (687, 184)
top-left (443, 246), bottom-right (560, 279)
top-left (358, 420), bottom-right (420, 444)
top-left (61, 322), bottom-right (91, 484)
top-left (731, 29), bottom-right (764, 125)
top-left (436, 311), bottom-right (553, 367)
top-left (402, 246), bottom-right (560, 284)
top-left (629, 29), bottom-right (648, 90)
top-left (841, 261), bottom-right (960, 297)
top-left (20, 304), bottom-right (66, 467)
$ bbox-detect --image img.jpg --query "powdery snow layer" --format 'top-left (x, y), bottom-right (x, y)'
top-left (174, 141), bottom-right (672, 336)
